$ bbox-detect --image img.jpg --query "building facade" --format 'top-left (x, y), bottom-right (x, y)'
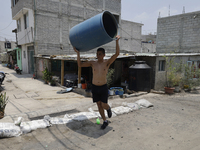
top-left (11, 0), bottom-right (143, 81)
top-left (156, 11), bottom-right (200, 53)
top-left (154, 10), bottom-right (200, 90)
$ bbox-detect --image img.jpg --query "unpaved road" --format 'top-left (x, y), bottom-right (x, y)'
top-left (0, 92), bottom-right (200, 150)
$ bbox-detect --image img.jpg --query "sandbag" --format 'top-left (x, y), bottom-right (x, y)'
top-left (88, 107), bottom-right (117, 118)
top-left (44, 115), bottom-right (72, 124)
top-left (0, 123), bottom-right (22, 138)
top-left (112, 106), bottom-right (132, 115)
top-left (122, 102), bottom-right (140, 110)
top-left (135, 99), bottom-right (153, 108)
top-left (69, 112), bottom-right (98, 121)
top-left (20, 119), bottom-right (51, 134)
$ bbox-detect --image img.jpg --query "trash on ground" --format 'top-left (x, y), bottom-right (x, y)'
top-left (57, 88), bottom-right (73, 94)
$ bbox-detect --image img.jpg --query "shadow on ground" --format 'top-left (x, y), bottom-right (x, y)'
top-left (66, 119), bottom-right (112, 139)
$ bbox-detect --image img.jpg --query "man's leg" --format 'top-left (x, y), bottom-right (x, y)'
top-left (96, 101), bottom-right (109, 129)
top-left (101, 102), bottom-right (112, 118)
top-left (101, 102), bottom-right (109, 110)
top-left (96, 101), bottom-right (106, 121)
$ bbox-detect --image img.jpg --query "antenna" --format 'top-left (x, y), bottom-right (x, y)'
top-left (182, 6), bottom-right (185, 14)
top-left (158, 12), bottom-right (161, 18)
top-left (168, 5), bottom-right (170, 16)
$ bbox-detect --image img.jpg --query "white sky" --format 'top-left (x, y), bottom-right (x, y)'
top-left (0, 0), bottom-right (200, 41)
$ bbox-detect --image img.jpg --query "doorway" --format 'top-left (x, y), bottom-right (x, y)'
top-left (28, 46), bottom-right (34, 74)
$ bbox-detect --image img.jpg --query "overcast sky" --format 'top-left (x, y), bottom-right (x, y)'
top-left (0, 0), bottom-right (200, 41)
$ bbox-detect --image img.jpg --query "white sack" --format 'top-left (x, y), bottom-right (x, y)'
top-left (122, 102), bottom-right (140, 110)
top-left (0, 123), bottom-right (22, 138)
top-left (14, 117), bottom-right (23, 126)
top-left (44, 115), bottom-right (72, 124)
top-left (88, 107), bottom-right (117, 118)
top-left (20, 119), bottom-right (51, 134)
top-left (135, 99), bottom-right (153, 108)
top-left (112, 106), bottom-right (132, 115)
top-left (69, 112), bottom-right (98, 121)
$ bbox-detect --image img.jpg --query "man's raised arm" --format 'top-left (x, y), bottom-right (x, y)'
top-left (107, 35), bottom-right (120, 66)
top-left (73, 47), bottom-right (92, 67)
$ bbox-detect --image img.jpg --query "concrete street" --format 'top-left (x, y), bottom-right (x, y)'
top-left (0, 64), bottom-right (93, 123)
top-left (0, 64), bottom-right (200, 150)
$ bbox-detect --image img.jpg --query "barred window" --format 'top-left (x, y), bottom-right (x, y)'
top-left (159, 60), bottom-right (165, 71)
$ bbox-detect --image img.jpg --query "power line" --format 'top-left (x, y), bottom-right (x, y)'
top-left (0, 21), bottom-right (14, 31)
top-left (83, 0), bottom-right (153, 52)
top-left (0, 32), bottom-right (15, 37)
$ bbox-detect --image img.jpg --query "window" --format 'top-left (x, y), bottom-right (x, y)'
top-left (13, 0), bottom-right (19, 7)
top-left (23, 51), bottom-right (26, 59)
top-left (18, 51), bottom-right (20, 60)
top-left (159, 60), bottom-right (165, 71)
top-left (24, 12), bottom-right (29, 29)
top-left (4, 42), bottom-right (11, 49)
top-left (17, 18), bottom-right (21, 32)
top-left (187, 61), bottom-right (200, 78)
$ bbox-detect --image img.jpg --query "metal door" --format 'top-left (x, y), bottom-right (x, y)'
top-left (28, 46), bottom-right (34, 74)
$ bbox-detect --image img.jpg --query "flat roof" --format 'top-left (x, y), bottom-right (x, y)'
top-left (35, 52), bottom-right (200, 61)
top-left (35, 53), bottom-right (136, 61)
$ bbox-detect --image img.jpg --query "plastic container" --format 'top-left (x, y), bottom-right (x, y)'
top-left (109, 90), bottom-right (115, 95)
top-left (78, 83), bottom-right (82, 88)
top-left (69, 11), bottom-right (118, 52)
top-left (82, 83), bottom-right (87, 89)
top-left (110, 87), bottom-right (124, 95)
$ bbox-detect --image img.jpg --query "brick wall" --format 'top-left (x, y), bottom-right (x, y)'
top-left (12, 0), bottom-right (143, 56)
top-left (34, 0), bottom-right (121, 55)
top-left (120, 20), bottom-right (143, 53)
top-left (157, 11), bottom-right (200, 53)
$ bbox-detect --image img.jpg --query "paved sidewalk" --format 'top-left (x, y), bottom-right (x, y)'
top-left (0, 64), bottom-right (93, 123)
top-left (0, 64), bottom-right (153, 123)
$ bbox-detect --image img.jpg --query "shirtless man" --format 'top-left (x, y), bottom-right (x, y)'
top-left (74, 35), bottom-right (120, 129)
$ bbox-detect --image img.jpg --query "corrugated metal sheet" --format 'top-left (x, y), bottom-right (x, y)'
top-left (35, 53), bottom-right (136, 61)
top-left (35, 52), bottom-right (200, 61)
top-left (135, 53), bottom-right (200, 57)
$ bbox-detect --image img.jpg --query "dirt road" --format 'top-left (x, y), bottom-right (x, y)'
top-left (0, 92), bottom-right (200, 150)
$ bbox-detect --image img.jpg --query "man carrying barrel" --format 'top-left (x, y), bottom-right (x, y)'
top-left (73, 35), bottom-right (120, 129)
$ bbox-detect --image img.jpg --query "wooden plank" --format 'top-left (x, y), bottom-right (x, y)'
top-left (78, 66), bottom-right (81, 83)
top-left (61, 60), bottom-right (64, 86)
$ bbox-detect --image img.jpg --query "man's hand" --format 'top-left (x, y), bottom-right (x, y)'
top-left (116, 35), bottom-right (120, 41)
top-left (73, 47), bottom-right (79, 54)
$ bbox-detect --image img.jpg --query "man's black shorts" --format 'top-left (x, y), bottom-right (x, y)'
top-left (92, 84), bottom-right (108, 103)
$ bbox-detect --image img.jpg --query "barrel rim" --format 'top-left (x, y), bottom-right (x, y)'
top-left (101, 11), bottom-right (118, 40)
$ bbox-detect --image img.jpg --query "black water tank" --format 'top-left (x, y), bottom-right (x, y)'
top-left (129, 61), bottom-right (151, 92)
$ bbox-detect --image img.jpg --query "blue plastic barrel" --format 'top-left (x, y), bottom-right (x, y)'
top-left (69, 11), bottom-right (118, 52)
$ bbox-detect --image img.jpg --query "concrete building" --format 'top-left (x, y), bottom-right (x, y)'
top-left (141, 34), bottom-right (156, 53)
top-left (0, 41), bottom-right (16, 53)
top-left (0, 40), bottom-right (16, 64)
top-left (11, 0), bottom-right (143, 86)
top-left (156, 11), bottom-right (200, 53)
top-left (120, 20), bottom-right (143, 53)
top-left (154, 10), bottom-right (200, 90)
